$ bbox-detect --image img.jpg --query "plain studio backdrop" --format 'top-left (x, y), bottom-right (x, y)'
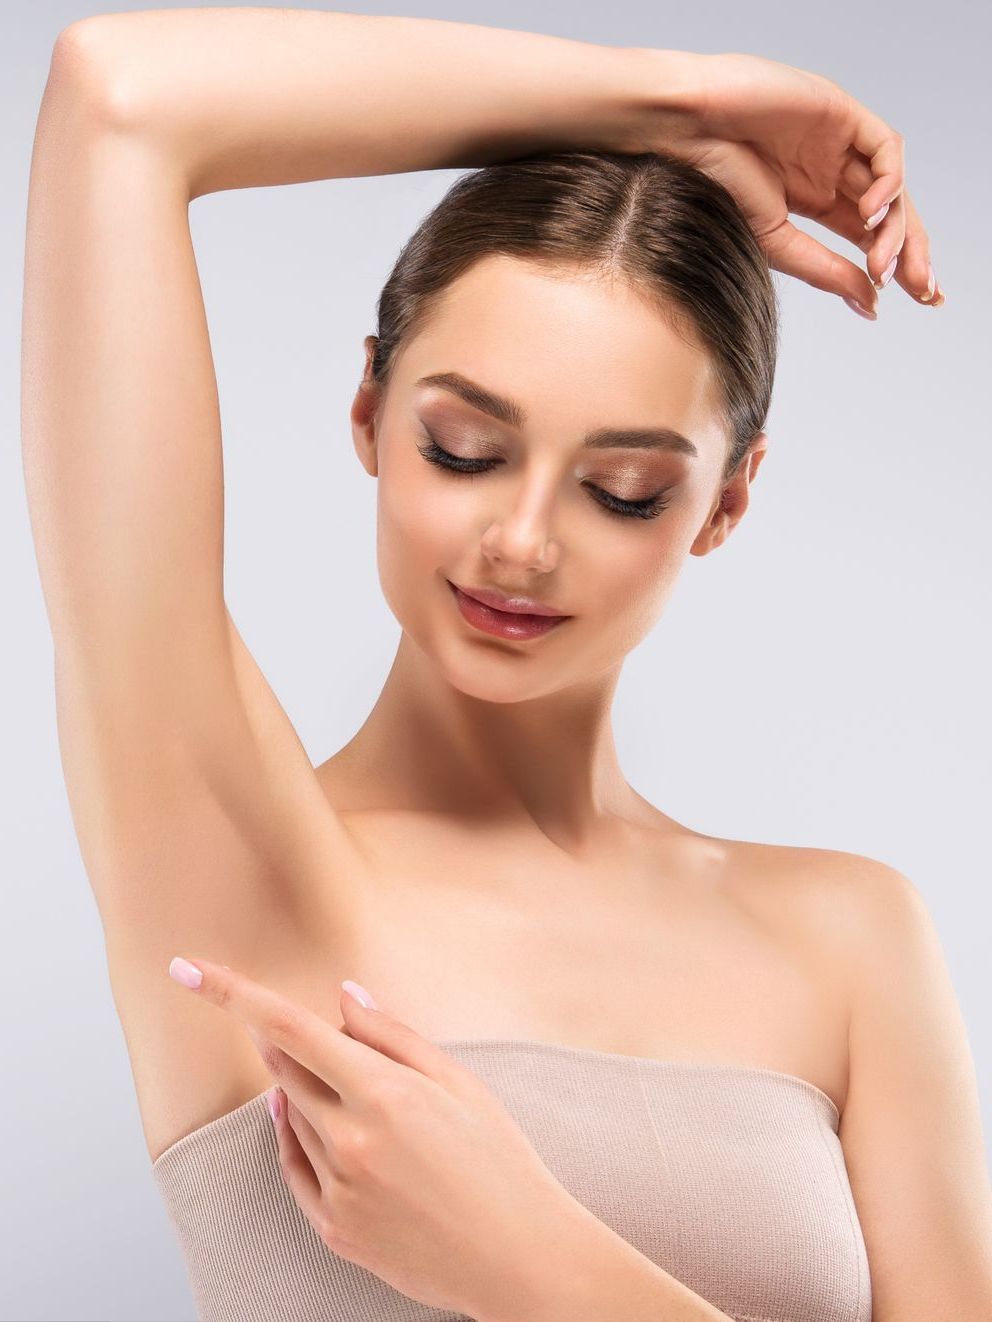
top-left (3, 1), bottom-right (989, 1318)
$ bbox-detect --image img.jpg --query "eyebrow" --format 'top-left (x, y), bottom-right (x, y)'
top-left (414, 371), bottom-right (699, 459)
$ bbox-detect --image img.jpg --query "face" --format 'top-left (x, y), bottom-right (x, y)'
top-left (351, 255), bottom-right (767, 704)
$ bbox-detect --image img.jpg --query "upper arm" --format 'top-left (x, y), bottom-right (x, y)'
top-left (24, 28), bottom-right (367, 1161)
top-left (837, 857), bottom-right (992, 1319)
top-left (25, 25), bottom-right (224, 698)
top-left (23, 30), bottom-right (359, 921)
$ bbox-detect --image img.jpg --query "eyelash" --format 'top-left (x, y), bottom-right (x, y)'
top-left (415, 436), bottom-right (673, 521)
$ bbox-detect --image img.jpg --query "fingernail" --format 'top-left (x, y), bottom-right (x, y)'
top-left (872, 255), bottom-right (898, 290)
top-left (864, 201), bottom-right (889, 230)
top-left (843, 295), bottom-right (877, 321)
top-left (342, 979), bottom-right (378, 1010)
top-left (169, 956), bottom-right (203, 989)
top-left (919, 266), bottom-right (936, 302)
top-left (930, 286), bottom-right (945, 308)
top-left (266, 1087), bottom-right (280, 1122)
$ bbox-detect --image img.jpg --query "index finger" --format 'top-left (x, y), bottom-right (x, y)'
top-left (849, 104), bottom-right (905, 228)
top-left (168, 954), bottom-right (388, 1104)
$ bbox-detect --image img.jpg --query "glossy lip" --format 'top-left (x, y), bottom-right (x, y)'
top-left (448, 580), bottom-right (570, 617)
top-left (448, 582), bottom-right (570, 642)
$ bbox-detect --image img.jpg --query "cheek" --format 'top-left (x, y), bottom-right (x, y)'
top-left (582, 531), bottom-right (690, 659)
top-left (373, 458), bottom-right (468, 636)
top-left (377, 461), bottom-right (465, 569)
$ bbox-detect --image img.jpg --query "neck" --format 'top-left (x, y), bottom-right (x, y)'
top-left (331, 631), bottom-right (639, 852)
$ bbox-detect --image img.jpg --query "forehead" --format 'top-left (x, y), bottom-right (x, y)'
top-left (392, 254), bottom-right (723, 445)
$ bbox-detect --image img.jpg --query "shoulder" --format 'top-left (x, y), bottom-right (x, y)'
top-left (729, 838), bottom-right (924, 936)
top-left (712, 836), bottom-right (917, 936)
top-left (776, 844), bottom-right (936, 978)
top-left (719, 839), bottom-right (934, 1028)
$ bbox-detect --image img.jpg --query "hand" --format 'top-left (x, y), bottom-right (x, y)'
top-left (635, 49), bottom-right (940, 315)
top-left (167, 955), bottom-right (580, 1320)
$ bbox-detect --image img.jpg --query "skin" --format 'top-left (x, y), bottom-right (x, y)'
top-left (24, 21), bottom-right (986, 1315)
top-left (292, 255), bottom-right (851, 1124)
top-left (337, 252), bottom-right (766, 844)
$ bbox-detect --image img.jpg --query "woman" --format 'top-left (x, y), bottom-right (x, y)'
top-left (21, 8), bottom-right (987, 1322)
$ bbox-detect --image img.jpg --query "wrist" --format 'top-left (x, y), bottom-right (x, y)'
top-left (473, 1198), bottom-right (625, 1322)
top-left (609, 47), bottom-right (711, 155)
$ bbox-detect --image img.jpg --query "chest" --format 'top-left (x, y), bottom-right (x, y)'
top-left (294, 811), bottom-right (849, 1113)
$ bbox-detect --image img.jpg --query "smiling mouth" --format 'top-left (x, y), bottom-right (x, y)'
top-left (447, 581), bottom-right (572, 641)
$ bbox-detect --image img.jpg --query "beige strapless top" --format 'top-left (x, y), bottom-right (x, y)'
top-left (152, 1038), bottom-right (871, 1322)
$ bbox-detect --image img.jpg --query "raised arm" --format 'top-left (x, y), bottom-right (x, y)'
top-left (20, 14), bottom-right (667, 911)
top-left (63, 8), bottom-right (682, 197)
top-left (19, 11), bottom-right (682, 1160)
top-left (56, 9), bottom-right (933, 306)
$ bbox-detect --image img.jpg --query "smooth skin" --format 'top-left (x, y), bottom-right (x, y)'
top-left (21, 10), bottom-right (985, 1320)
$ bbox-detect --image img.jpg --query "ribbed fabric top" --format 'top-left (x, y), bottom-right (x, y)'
top-left (152, 1038), bottom-right (871, 1322)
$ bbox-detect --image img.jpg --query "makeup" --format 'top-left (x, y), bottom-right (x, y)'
top-left (447, 581), bottom-right (570, 641)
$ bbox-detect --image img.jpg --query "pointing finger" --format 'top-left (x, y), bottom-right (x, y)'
top-left (167, 954), bottom-right (391, 1107)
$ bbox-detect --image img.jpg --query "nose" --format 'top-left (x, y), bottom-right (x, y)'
top-left (480, 485), bottom-right (560, 575)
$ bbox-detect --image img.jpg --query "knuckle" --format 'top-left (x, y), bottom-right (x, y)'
top-left (318, 1210), bottom-right (354, 1253)
top-left (365, 1074), bottom-right (412, 1114)
top-left (335, 1125), bottom-right (375, 1173)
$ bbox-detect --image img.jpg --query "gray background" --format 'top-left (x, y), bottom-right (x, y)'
top-left (3, 1), bottom-right (988, 1318)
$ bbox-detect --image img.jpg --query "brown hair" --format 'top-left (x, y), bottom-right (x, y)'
top-left (368, 148), bottom-right (779, 481)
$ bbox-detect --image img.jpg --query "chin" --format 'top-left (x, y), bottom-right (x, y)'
top-left (434, 633), bottom-right (578, 705)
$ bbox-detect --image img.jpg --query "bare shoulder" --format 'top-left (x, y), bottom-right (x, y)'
top-left (720, 835), bottom-right (922, 939)
top-left (711, 837), bottom-right (928, 1033)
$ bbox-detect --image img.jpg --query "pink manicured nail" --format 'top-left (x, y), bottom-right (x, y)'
top-left (842, 295), bottom-right (877, 321)
top-left (865, 201), bottom-right (890, 230)
top-left (342, 979), bottom-right (378, 1009)
top-left (266, 1088), bottom-right (280, 1122)
top-left (169, 956), bottom-right (203, 989)
top-left (873, 254), bottom-right (898, 290)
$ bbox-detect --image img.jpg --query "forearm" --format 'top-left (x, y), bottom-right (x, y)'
top-left (480, 1200), bottom-right (735, 1322)
top-left (61, 9), bottom-right (698, 198)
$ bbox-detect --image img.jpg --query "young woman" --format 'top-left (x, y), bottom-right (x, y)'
top-left (22, 9), bottom-right (987, 1322)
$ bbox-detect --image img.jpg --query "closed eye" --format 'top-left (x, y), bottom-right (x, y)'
top-left (415, 436), bottom-right (673, 521)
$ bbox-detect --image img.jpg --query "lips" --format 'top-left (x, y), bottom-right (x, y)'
top-left (447, 581), bottom-right (571, 641)
top-left (449, 581), bottom-right (568, 617)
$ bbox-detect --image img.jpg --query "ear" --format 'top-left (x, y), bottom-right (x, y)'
top-left (350, 334), bottom-right (382, 477)
top-left (691, 432), bottom-right (770, 557)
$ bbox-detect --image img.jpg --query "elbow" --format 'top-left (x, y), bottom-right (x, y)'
top-left (48, 17), bottom-right (145, 131)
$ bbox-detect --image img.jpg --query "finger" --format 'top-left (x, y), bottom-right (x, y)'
top-left (339, 982), bottom-right (479, 1100)
top-left (258, 1038), bottom-right (351, 1181)
top-left (836, 150), bottom-right (908, 290)
top-left (168, 954), bottom-right (392, 1105)
top-left (760, 216), bottom-right (878, 314)
top-left (791, 186), bottom-right (902, 293)
top-left (268, 1087), bottom-right (326, 1222)
top-left (246, 1030), bottom-right (345, 1133)
top-left (894, 187), bottom-right (940, 304)
top-left (832, 171), bottom-right (936, 305)
top-left (849, 107), bottom-right (905, 226)
top-left (282, 1086), bottom-right (341, 1187)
